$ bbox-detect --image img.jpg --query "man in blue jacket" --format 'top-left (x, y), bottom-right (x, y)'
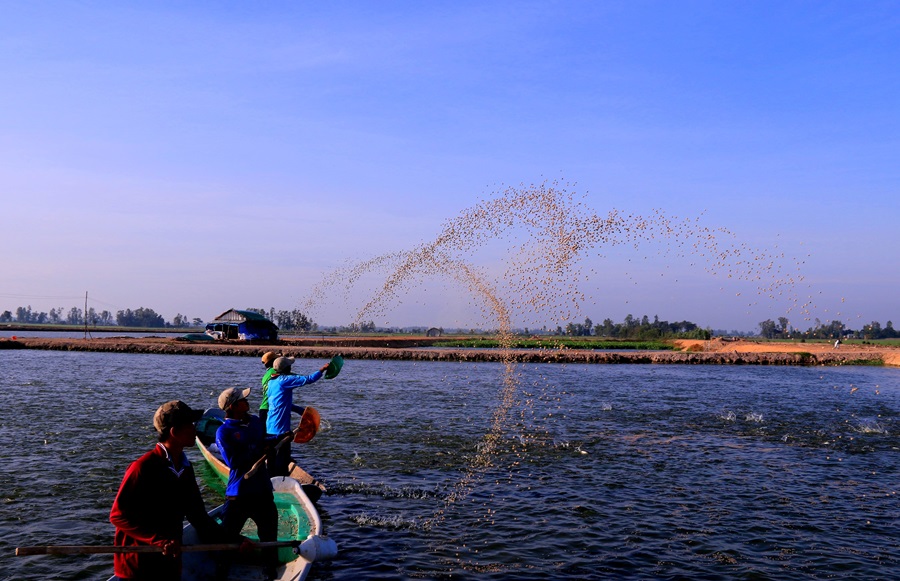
top-left (266, 357), bottom-right (329, 476)
top-left (216, 387), bottom-right (279, 577)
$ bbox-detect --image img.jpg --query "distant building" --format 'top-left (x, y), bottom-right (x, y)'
top-left (206, 309), bottom-right (278, 341)
top-left (426, 327), bottom-right (442, 337)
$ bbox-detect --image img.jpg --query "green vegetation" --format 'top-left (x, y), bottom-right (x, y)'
top-left (841, 359), bottom-right (885, 366)
top-left (116, 307), bottom-right (166, 328)
top-left (759, 317), bottom-right (898, 340)
top-left (795, 352), bottom-right (814, 364)
top-left (433, 337), bottom-right (676, 350)
top-left (847, 338), bottom-right (900, 347)
top-left (245, 307), bottom-right (317, 332)
top-left (1, 305), bottom-right (201, 328)
top-left (553, 314), bottom-right (711, 340)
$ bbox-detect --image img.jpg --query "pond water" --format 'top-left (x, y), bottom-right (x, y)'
top-left (2, 350), bottom-right (899, 580)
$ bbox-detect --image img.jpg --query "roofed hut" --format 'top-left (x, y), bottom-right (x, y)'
top-left (205, 309), bottom-right (278, 341)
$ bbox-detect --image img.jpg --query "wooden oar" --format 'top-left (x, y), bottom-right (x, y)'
top-left (244, 407), bottom-right (318, 480)
top-left (16, 540), bottom-right (297, 556)
top-left (243, 429), bottom-right (295, 481)
top-left (17, 535), bottom-right (338, 561)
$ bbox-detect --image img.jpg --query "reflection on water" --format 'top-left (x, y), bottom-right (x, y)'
top-left (2, 351), bottom-right (899, 580)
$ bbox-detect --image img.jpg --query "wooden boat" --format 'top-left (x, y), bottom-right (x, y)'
top-left (195, 409), bottom-right (326, 503)
top-left (181, 476), bottom-right (329, 581)
top-left (103, 476), bottom-right (334, 581)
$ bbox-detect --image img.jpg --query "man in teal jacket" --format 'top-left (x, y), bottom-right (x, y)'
top-left (265, 356), bottom-right (329, 476)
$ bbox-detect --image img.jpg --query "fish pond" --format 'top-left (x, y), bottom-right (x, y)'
top-left (2, 350), bottom-right (899, 580)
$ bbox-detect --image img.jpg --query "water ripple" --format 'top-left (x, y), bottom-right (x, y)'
top-left (2, 354), bottom-right (900, 580)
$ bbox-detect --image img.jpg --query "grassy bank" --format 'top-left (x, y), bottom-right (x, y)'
top-left (432, 337), bottom-right (676, 350)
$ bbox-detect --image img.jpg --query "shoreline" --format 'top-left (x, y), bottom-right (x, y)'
top-left (2, 336), bottom-right (898, 366)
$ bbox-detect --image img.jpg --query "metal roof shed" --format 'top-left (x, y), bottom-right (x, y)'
top-left (206, 309), bottom-right (278, 341)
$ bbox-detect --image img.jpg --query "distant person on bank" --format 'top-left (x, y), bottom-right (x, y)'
top-left (265, 356), bottom-right (329, 476)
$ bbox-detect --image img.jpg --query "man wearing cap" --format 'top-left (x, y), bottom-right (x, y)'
top-left (110, 400), bottom-right (244, 580)
top-left (216, 387), bottom-right (279, 577)
top-left (266, 356), bottom-right (330, 476)
top-left (258, 351), bottom-right (280, 425)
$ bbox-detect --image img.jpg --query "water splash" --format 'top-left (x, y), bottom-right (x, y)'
top-left (305, 180), bottom-right (808, 329)
top-left (852, 420), bottom-right (888, 435)
top-left (331, 481), bottom-right (443, 500)
top-left (303, 180), bottom-right (808, 525)
top-left (350, 512), bottom-right (422, 530)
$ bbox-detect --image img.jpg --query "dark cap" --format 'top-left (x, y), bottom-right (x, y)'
top-left (153, 400), bottom-right (203, 434)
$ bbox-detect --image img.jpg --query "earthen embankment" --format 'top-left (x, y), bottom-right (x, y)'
top-left (1, 337), bottom-right (894, 366)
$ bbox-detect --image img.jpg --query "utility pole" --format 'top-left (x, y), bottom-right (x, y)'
top-left (83, 291), bottom-right (92, 339)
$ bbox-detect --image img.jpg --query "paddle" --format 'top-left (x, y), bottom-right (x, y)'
top-left (17, 534), bottom-right (338, 561)
top-left (16, 541), bottom-right (297, 556)
top-left (244, 406), bottom-right (319, 480)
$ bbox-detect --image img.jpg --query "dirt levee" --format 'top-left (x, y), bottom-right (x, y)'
top-left (2, 336), bottom-right (897, 366)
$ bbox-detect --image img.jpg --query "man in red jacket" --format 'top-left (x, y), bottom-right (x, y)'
top-left (110, 400), bottom-right (245, 580)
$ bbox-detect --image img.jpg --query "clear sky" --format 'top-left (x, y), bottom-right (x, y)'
top-left (1, 1), bottom-right (897, 333)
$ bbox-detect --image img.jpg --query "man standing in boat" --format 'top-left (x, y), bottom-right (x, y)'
top-left (110, 400), bottom-right (246, 580)
top-left (258, 351), bottom-right (280, 425)
top-left (266, 356), bottom-right (329, 476)
top-left (216, 387), bottom-right (280, 578)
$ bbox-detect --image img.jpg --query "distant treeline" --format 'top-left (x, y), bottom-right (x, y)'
top-left (759, 317), bottom-right (898, 340)
top-left (244, 308), bottom-right (319, 332)
top-left (551, 315), bottom-right (711, 340)
top-left (2, 304), bottom-right (325, 332)
top-left (0, 305), bottom-right (200, 328)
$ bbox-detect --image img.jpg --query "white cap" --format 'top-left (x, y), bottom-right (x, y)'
top-left (218, 387), bottom-right (251, 410)
top-left (273, 356), bottom-right (295, 374)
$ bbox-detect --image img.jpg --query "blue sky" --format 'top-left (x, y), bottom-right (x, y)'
top-left (1, 1), bottom-right (897, 332)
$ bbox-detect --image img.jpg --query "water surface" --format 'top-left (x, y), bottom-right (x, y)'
top-left (2, 351), bottom-right (898, 580)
